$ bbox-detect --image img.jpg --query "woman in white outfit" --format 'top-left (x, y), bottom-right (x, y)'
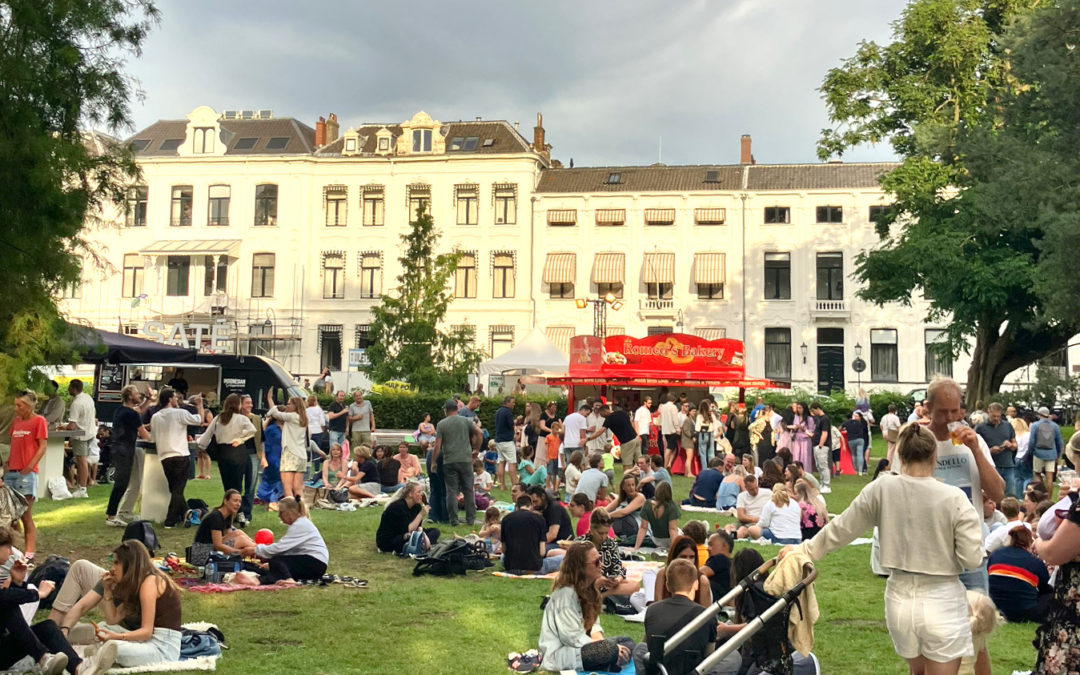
top-left (783, 423), bottom-right (983, 675)
top-left (265, 392), bottom-right (309, 502)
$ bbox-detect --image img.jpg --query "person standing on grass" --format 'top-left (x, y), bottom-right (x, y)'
top-left (197, 394), bottom-right (257, 522)
top-left (265, 391), bottom-right (309, 503)
top-left (64, 379), bottom-right (95, 498)
top-left (809, 402), bottom-right (832, 494)
top-left (659, 394), bottom-right (681, 471)
top-left (588, 404), bottom-right (641, 471)
top-left (881, 404), bottom-right (902, 466)
top-left (975, 402), bottom-right (1018, 499)
top-left (240, 395), bottom-right (265, 524)
top-left (783, 423), bottom-right (983, 675)
top-left (325, 391), bottom-right (348, 449)
top-left (106, 386), bottom-right (149, 529)
top-left (150, 388), bottom-right (203, 529)
top-left (347, 390), bottom-right (375, 450)
top-left (494, 396), bottom-right (518, 490)
top-left (4, 391), bottom-right (48, 560)
top-left (432, 399), bottom-right (482, 526)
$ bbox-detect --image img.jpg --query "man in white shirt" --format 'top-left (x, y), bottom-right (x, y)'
top-left (634, 396), bottom-right (653, 448)
top-left (573, 453), bottom-right (609, 502)
top-left (151, 388), bottom-right (204, 528)
top-left (64, 379), bottom-right (96, 498)
top-left (561, 403), bottom-right (590, 462)
top-left (658, 394), bottom-right (680, 470)
top-left (585, 400), bottom-right (610, 456)
top-left (724, 475), bottom-right (772, 539)
top-left (879, 404), bottom-right (902, 465)
top-left (677, 401), bottom-right (690, 429)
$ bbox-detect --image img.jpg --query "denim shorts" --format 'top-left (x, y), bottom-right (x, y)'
top-left (760, 528), bottom-right (801, 546)
top-left (3, 470), bottom-right (38, 498)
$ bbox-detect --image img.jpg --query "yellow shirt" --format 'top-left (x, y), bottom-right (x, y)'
top-left (696, 544), bottom-right (708, 569)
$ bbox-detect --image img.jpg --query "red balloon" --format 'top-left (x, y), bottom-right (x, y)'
top-left (254, 528), bottom-right (274, 546)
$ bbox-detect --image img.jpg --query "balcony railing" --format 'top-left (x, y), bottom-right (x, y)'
top-left (813, 299), bottom-right (847, 312)
top-left (640, 298), bottom-right (676, 311)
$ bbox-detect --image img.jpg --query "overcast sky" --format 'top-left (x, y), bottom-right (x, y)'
top-left (123, 0), bottom-right (907, 166)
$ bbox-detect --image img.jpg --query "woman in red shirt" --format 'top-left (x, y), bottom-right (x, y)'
top-left (4, 391), bottom-right (49, 560)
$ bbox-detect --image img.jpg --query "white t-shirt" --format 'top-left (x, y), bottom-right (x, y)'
top-left (635, 406), bottom-right (652, 436)
top-left (659, 402), bottom-right (680, 435)
top-left (757, 500), bottom-right (803, 542)
top-left (880, 413), bottom-right (901, 441)
top-left (151, 407), bottom-right (202, 460)
top-left (68, 392), bottom-right (97, 441)
top-left (562, 412), bottom-right (588, 449)
top-left (895, 435), bottom-right (992, 507)
top-left (585, 412), bottom-right (609, 452)
top-left (769, 412), bottom-right (783, 433)
top-left (736, 488), bottom-right (773, 520)
top-left (1015, 432), bottom-right (1031, 460)
top-left (574, 468), bottom-right (610, 501)
top-left (752, 466), bottom-right (763, 479)
top-left (474, 470), bottom-right (492, 493)
top-left (306, 406), bottom-right (326, 435)
top-left (565, 463), bottom-right (583, 493)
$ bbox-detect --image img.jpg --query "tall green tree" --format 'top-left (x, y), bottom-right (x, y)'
top-left (817, 0), bottom-right (1078, 406)
top-left (363, 204), bottom-right (484, 391)
top-left (0, 0), bottom-right (157, 395)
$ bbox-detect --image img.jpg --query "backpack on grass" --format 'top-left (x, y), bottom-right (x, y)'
top-left (122, 520), bottom-right (160, 555)
top-left (412, 539), bottom-right (491, 577)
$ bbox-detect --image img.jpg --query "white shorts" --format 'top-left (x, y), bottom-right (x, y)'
top-left (885, 573), bottom-right (973, 662)
top-left (495, 441), bottom-right (516, 463)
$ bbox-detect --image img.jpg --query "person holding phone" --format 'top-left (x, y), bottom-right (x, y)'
top-left (0, 525), bottom-right (73, 674)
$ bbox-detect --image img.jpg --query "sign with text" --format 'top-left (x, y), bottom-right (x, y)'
top-left (569, 333), bottom-right (746, 382)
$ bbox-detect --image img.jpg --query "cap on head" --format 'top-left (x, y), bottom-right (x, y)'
top-left (1037, 406), bottom-right (1050, 417)
top-left (444, 399), bottom-right (458, 411)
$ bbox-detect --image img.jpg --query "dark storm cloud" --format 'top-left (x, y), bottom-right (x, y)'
top-left (124, 0), bottom-right (906, 165)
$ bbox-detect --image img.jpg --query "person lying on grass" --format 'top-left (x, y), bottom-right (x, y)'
top-left (241, 497), bottom-right (329, 586)
top-left (189, 489), bottom-right (254, 566)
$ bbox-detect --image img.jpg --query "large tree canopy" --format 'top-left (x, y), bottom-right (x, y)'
top-left (818, 0), bottom-right (1079, 406)
top-left (0, 0), bottom-right (157, 395)
top-left (363, 204), bottom-right (484, 392)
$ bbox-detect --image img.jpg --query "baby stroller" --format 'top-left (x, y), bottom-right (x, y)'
top-left (643, 557), bottom-right (818, 675)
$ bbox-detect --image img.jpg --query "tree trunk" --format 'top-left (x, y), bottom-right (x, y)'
top-left (964, 318), bottom-right (1073, 409)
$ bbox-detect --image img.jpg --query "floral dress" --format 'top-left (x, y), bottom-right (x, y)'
top-left (1033, 498), bottom-right (1080, 675)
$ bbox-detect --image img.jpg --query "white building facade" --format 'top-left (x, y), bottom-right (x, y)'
top-left (62, 108), bottom-right (1066, 394)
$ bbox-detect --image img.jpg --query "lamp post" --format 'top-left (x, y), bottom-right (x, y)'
top-left (575, 293), bottom-right (623, 338)
top-left (852, 341), bottom-right (865, 391)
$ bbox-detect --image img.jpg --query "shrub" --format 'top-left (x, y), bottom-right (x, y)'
top-left (314, 389), bottom-right (567, 430)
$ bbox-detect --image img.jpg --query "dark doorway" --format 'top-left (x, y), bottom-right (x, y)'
top-left (817, 328), bottom-right (844, 394)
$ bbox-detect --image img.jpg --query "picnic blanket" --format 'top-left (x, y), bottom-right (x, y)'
top-left (680, 504), bottom-right (734, 515)
top-left (179, 575), bottom-right (367, 593)
top-left (494, 559), bottom-right (661, 582)
top-left (105, 656), bottom-right (218, 673)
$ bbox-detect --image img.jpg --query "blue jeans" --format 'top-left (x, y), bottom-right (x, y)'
top-left (500, 553), bottom-right (562, 575)
top-left (960, 563), bottom-right (989, 594)
top-left (697, 431), bottom-right (713, 471)
top-left (849, 438), bottom-right (866, 474)
top-left (760, 528), bottom-right (801, 546)
top-left (997, 465), bottom-right (1019, 499)
top-left (328, 430), bottom-right (346, 449)
top-left (426, 451), bottom-right (447, 523)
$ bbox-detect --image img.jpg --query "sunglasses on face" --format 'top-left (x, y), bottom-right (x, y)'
top-left (590, 558), bottom-right (602, 568)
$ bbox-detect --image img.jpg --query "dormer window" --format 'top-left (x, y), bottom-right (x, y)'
top-left (193, 127), bottom-right (215, 154)
top-left (606, 172), bottom-right (621, 184)
top-left (345, 137), bottom-right (357, 153)
top-left (378, 137), bottom-right (390, 151)
top-left (412, 129), bottom-right (432, 153)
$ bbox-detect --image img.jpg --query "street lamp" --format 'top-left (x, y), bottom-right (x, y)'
top-left (800, 342), bottom-right (808, 364)
top-left (575, 294), bottom-right (622, 337)
top-left (852, 342), bottom-right (866, 390)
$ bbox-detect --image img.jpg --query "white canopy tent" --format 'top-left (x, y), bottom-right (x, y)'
top-left (477, 328), bottom-right (569, 376)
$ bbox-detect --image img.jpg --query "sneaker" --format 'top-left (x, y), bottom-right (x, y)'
top-left (69, 623), bottom-right (97, 645)
top-left (819, 486), bottom-right (832, 494)
top-left (104, 516), bottom-right (127, 528)
top-left (38, 652), bottom-right (68, 675)
top-left (85, 640), bottom-right (117, 675)
top-left (72, 487), bottom-right (89, 498)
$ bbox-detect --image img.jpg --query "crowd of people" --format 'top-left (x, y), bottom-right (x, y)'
top-left (3, 376), bottom-right (1080, 674)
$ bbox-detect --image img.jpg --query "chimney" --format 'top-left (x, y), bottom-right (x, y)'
top-left (514, 121), bottom-right (519, 131)
top-left (740, 134), bottom-right (754, 165)
top-left (533, 112), bottom-right (547, 158)
top-left (315, 116), bottom-right (326, 147)
top-left (325, 113), bottom-right (339, 144)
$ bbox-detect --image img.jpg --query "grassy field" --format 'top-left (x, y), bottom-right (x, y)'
top-left (28, 437), bottom-right (1041, 675)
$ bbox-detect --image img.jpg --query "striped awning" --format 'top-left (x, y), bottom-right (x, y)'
top-left (542, 253), bottom-right (576, 284)
top-left (694, 207), bottom-right (726, 224)
top-left (595, 209), bottom-right (626, 225)
top-left (695, 327), bottom-right (727, 340)
top-left (545, 326), bottom-right (574, 355)
top-left (547, 209), bottom-right (577, 225)
top-left (592, 253), bottom-right (625, 284)
top-left (644, 208), bottom-right (675, 225)
top-left (694, 252), bottom-right (726, 284)
top-left (642, 252), bottom-right (675, 283)
top-left (140, 239), bottom-right (241, 257)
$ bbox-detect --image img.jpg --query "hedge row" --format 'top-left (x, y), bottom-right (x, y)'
top-left (746, 388), bottom-right (911, 427)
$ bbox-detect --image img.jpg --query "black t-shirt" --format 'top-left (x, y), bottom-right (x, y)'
top-left (539, 413), bottom-right (555, 438)
top-left (379, 458), bottom-right (401, 487)
top-left (111, 406), bottom-right (143, 454)
top-left (355, 458), bottom-right (380, 483)
top-left (327, 402), bottom-right (347, 433)
top-left (705, 554), bottom-right (732, 603)
top-left (541, 500), bottom-right (573, 542)
top-left (501, 509), bottom-right (547, 572)
top-left (194, 509), bottom-right (232, 545)
top-left (603, 409), bottom-right (637, 444)
top-left (811, 414), bottom-right (831, 446)
top-left (691, 469), bottom-right (724, 502)
top-left (644, 595), bottom-right (717, 674)
top-left (376, 499), bottom-right (420, 552)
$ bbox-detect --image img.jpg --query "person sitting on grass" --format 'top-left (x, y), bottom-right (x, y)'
top-left (724, 475), bottom-right (772, 540)
top-left (538, 541), bottom-right (637, 673)
top-left (529, 485), bottom-right (574, 556)
top-left (395, 441), bottom-right (421, 483)
top-left (700, 530), bottom-right (734, 603)
top-left (793, 479), bottom-right (827, 541)
top-left (189, 489), bottom-right (254, 566)
top-left (473, 459), bottom-right (493, 502)
top-left (563, 450), bottom-right (584, 496)
top-left (570, 493), bottom-right (616, 539)
top-left (683, 456), bottom-right (725, 508)
top-left (378, 446), bottom-right (404, 494)
top-left (376, 482), bottom-right (440, 555)
top-left (0, 526), bottom-right (70, 675)
top-left (478, 506), bottom-right (502, 554)
top-left (321, 443), bottom-right (348, 490)
top-left (682, 520), bottom-right (710, 568)
top-left (77, 540), bottom-right (183, 675)
top-left (242, 497), bottom-right (329, 586)
top-left (501, 495), bottom-right (559, 575)
top-left (652, 536), bottom-right (712, 608)
top-left (633, 482), bottom-right (681, 550)
top-left (606, 474), bottom-right (646, 539)
top-left (746, 485), bottom-right (803, 545)
top-left (574, 453), bottom-right (610, 503)
top-left (343, 445), bottom-right (381, 499)
top-left (518, 444), bottom-right (548, 487)
top-left (563, 508), bottom-right (639, 596)
top-left (988, 522), bottom-right (1051, 623)
top-left (632, 557), bottom-right (744, 675)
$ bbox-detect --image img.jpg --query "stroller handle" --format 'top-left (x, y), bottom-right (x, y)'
top-left (650, 557), bottom-right (777, 671)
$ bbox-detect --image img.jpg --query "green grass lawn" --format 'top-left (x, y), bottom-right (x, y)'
top-left (28, 437), bottom-right (1039, 674)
